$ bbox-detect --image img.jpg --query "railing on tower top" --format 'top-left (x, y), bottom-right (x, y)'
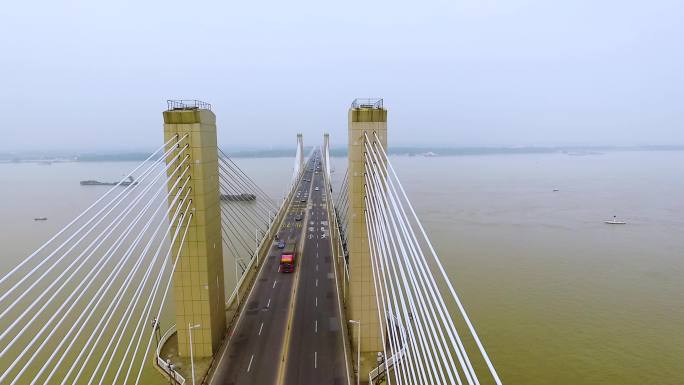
top-left (351, 98), bottom-right (383, 109)
top-left (166, 99), bottom-right (212, 111)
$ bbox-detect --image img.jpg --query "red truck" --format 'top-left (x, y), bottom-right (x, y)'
top-left (279, 241), bottom-right (296, 273)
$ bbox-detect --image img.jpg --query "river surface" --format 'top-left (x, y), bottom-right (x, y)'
top-left (1, 150), bottom-right (682, 385)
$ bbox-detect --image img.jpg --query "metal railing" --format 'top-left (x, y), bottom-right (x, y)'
top-left (167, 100), bottom-right (212, 111)
top-left (155, 324), bottom-right (187, 385)
top-left (369, 315), bottom-right (407, 384)
top-left (351, 98), bottom-right (383, 109)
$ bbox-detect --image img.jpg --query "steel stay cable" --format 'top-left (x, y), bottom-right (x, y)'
top-left (0, 141), bottom-right (186, 308)
top-left (217, 161), bottom-right (273, 223)
top-left (337, 175), bottom-right (349, 216)
top-left (87, 199), bottom-right (192, 385)
top-left (0, 135), bottom-right (181, 287)
top-left (218, 175), bottom-right (268, 231)
top-left (0, 152), bottom-right (189, 359)
top-left (337, 169), bottom-right (349, 205)
top-left (0, 151), bottom-right (187, 335)
top-left (366, 164), bottom-right (446, 383)
top-left (375, 167), bottom-right (468, 385)
top-left (217, 173), bottom-right (272, 243)
top-left (366, 164), bottom-right (462, 385)
top-left (218, 148), bottom-right (278, 210)
top-left (217, 169), bottom-right (268, 227)
top-left (218, 153), bottom-right (278, 211)
top-left (366, 172), bottom-right (425, 385)
top-left (218, 197), bottom-right (261, 251)
top-left (372, 133), bottom-right (502, 384)
top-left (365, 170), bottom-right (435, 385)
top-left (366, 139), bottom-right (476, 385)
top-left (52, 178), bottom-right (191, 385)
top-left (219, 204), bottom-right (255, 253)
top-left (219, 205), bottom-right (255, 257)
top-left (111, 198), bottom-right (195, 385)
top-left (366, 144), bottom-right (478, 383)
top-left (365, 141), bottom-right (466, 385)
top-left (4, 162), bottom-right (190, 385)
top-left (365, 183), bottom-right (418, 385)
top-left (221, 154), bottom-right (278, 210)
top-left (132, 211), bottom-right (194, 385)
top-left (220, 220), bottom-right (249, 273)
top-left (43, 184), bottom-right (189, 384)
top-left (365, 196), bottom-right (401, 385)
top-left (221, 224), bottom-right (246, 270)
top-left (336, 170), bottom-right (349, 207)
top-left (366, 153), bottom-right (462, 385)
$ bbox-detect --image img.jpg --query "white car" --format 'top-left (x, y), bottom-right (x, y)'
top-left (315, 187), bottom-right (319, 191)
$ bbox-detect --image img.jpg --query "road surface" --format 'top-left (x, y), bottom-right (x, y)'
top-left (209, 150), bottom-right (349, 385)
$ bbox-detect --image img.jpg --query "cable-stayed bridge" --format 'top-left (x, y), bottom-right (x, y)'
top-left (0, 99), bottom-right (502, 385)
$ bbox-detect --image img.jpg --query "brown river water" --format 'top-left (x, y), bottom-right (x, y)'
top-left (1, 150), bottom-right (682, 384)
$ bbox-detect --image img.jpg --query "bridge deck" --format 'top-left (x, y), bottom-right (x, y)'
top-left (209, 151), bottom-right (350, 385)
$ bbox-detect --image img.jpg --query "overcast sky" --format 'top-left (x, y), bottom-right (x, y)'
top-left (1, 0), bottom-right (682, 151)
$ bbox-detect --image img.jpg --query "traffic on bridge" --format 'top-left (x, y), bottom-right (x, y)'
top-left (209, 150), bottom-right (349, 385)
top-left (0, 99), bottom-right (502, 385)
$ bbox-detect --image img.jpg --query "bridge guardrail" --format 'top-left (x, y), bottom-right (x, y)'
top-left (321, 147), bottom-right (355, 384)
top-left (154, 324), bottom-right (186, 385)
top-left (368, 315), bottom-right (407, 384)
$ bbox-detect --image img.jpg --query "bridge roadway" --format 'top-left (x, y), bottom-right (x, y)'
top-left (209, 150), bottom-right (349, 385)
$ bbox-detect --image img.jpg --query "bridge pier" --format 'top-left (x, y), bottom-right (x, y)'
top-left (163, 101), bottom-right (226, 358)
top-left (347, 98), bottom-right (388, 380)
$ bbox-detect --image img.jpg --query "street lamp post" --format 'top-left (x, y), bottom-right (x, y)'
top-left (348, 319), bottom-right (361, 385)
top-left (188, 323), bottom-right (201, 385)
top-left (255, 228), bottom-right (259, 266)
top-left (234, 258), bottom-right (240, 306)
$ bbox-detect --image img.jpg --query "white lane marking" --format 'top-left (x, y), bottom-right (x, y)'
top-left (273, 280), bottom-right (277, 288)
top-left (315, 297), bottom-right (318, 307)
top-left (315, 264), bottom-right (318, 272)
top-left (315, 278), bottom-right (318, 287)
top-left (314, 351), bottom-right (318, 369)
top-left (316, 252), bottom-right (319, 259)
top-left (258, 322), bottom-right (264, 336)
top-left (247, 354), bottom-right (255, 372)
top-left (315, 320), bottom-right (318, 333)
top-left (267, 298), bottom-right (271, 308)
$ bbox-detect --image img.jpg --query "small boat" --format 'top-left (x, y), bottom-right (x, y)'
top-left (220, 193), bottom-right (256, 202)
top-left (553, 189), bottom-right (559, 192)
top-left (604, 215), bottom-right (626, 225)
top-left (34, 217), bottom-right (48, 221)
top-left (80, 176), bottom-right (137, 187)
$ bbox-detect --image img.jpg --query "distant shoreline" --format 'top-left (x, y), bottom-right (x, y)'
top-left (1, 145), bottom-right (683, 163)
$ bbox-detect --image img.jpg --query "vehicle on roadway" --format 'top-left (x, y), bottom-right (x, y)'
top-left (277, 240), bottom-right (286, 249)
top-left (280, 241), bottom-right (296, 273)
top-left (295, 214), bottom-right (302, 221)
top-left (315, 187), bottom-right (319, 191)
top-left (300, 198), bottom-right (307, 202)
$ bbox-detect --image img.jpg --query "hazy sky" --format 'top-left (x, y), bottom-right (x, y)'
top-left (1, 0), bottom-right (682, 151)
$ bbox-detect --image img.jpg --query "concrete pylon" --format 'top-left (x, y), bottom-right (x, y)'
top-left (163, 101), bottom-right (226, 358)
top-left (297, 133), bottom-right (305, 172)
top-left (323, 133), bottom-right (330, 176)
top-left (347, 98), bottom-right (387, 378)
